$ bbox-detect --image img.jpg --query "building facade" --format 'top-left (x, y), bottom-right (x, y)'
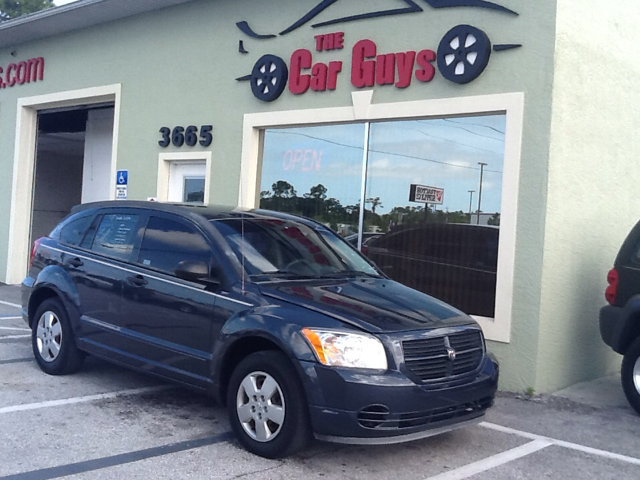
top-left (1, 0), bottom-right (637, 392)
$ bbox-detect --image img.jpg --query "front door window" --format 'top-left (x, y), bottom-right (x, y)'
top-left (168, 162), bottom-right (206, 204)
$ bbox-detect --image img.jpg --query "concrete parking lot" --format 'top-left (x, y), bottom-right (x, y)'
top-left (1, 284), bottom-right (640, 479)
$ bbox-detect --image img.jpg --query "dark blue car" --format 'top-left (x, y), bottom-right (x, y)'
top-left (22, 201), bottom-right (498, 458)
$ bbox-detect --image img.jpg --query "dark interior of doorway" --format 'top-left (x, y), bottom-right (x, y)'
top-left (29, 104), bottom-right (113, 248)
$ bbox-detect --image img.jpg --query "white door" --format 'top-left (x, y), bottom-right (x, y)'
top-left (168, 162), bottom-right (206, 204)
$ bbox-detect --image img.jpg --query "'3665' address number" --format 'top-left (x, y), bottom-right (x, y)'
top-left (159, 125), bottom-right (213, 148)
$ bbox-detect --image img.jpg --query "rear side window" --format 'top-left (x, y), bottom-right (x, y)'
top-left (89, 214), bottom-right (140, 261)
top-left (58, 215), bottom-right (93, 246)
top-left (137, 216), bottom-right (211, 276)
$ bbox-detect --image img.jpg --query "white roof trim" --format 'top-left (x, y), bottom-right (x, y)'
top-left (0, 0), bottom-right (197, 49)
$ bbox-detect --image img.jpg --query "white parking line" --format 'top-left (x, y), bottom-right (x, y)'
top-left (0, 334), bottom-right (30, 340)
top-left (481, 422), bottom-right (640, 467)
top-left (0, 385), bottom-right (174, 414)
top-left (425, 439), bottom-right (552, 480)
top-left (0, 300), bottom-right (21, 309)
top-left (0, 316), bottom-right (23, 321)
top-left (0, 326), bottom-right (30, 332)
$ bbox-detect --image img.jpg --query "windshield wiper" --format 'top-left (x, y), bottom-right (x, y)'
top-left (250, 271), bottom-right (317, 280)
top-left (316, 270), bottom-right (383, 279)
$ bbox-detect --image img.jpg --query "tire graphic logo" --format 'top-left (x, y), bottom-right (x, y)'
top-left (437, 24), bottom-right (492, 84)
top-left (250, 55), bottom-right (289, 102)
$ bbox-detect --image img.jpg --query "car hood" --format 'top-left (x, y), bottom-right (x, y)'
top-left (258, 277), bottom-right (475, 333)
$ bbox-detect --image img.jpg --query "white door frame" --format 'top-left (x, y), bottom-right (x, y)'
top-left (157, 152), bottom-right (212, 204)
top-left (6, 84), bottom-right (122, 285)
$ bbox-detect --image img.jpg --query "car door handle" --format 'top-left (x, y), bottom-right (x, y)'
top-left (126, 275), bottom-right (148, 287)
top-left (66, 257), bottom-right (84, 268)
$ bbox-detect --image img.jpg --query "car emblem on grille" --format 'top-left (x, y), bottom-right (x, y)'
top-left (447, 347), bottom-right (457, 361)
top-left (444, 337), bottom-right (457, 361)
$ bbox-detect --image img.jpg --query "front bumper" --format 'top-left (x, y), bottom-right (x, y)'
top-left (299, 355), bottom-right (498, 443)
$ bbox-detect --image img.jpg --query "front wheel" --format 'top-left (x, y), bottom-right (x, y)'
top-left (227, 351), bottom-right (311, 458)
top-left (32, 298), bottom-right (85, 375)
top-left (621, 336), bottom-right (640, 415)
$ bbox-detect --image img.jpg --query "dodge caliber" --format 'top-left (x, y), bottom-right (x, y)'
top-left (22, 201), bottom-right (498, 458)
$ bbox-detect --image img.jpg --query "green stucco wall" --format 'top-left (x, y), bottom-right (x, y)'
top-left (0, 0), bottom-right (559, 391)
top-left (535, 0), bottom-right (640, 392)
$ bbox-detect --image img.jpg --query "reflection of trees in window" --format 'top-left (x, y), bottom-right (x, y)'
top-left (258, 180), bottom-right (501, 236)
top-left (366, 197), bottom-right (383, 214)
top-left (186, 191), bottom-right (204, 203)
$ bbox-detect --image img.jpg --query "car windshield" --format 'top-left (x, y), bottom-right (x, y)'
top-left (212, 217), bottom-right (380, 280)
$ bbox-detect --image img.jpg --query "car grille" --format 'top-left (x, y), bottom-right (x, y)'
top-left (402, 330), bottom-right (484, 382)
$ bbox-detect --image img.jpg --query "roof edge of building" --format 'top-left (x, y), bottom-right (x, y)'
top-left (0, 0), bottom-right (196, 49)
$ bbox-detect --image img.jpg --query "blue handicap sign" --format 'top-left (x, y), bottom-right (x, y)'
top-left (117, 170), bottom-right (128, 186)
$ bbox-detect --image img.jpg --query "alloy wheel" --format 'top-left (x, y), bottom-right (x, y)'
top-left (36, 311), bottom-right (63, 363)
top-left (236, 371), bottom-right (286, 442)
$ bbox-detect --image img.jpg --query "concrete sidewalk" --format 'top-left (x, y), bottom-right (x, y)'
top-left (554, 373), bottom-right (630, 411)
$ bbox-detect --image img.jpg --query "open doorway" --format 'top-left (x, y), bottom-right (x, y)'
top-left (30, 105), bottom-right (115, 247)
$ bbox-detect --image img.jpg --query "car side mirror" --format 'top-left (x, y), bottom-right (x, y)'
top-left (175, 260), bottom-right (219, 286)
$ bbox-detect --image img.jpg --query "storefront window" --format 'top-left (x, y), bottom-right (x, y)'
top-left (259, 115), bottom-right (505, 318)
top-left (365, 116), bottom-right (505, 317)
top-left (260, 124), bottom-right (365, 238)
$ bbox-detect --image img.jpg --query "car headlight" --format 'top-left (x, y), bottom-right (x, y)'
top-left (301, 328), bottom-right (388, 370)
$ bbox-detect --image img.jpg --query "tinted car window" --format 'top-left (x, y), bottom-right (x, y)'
top-left (89, 214), bottom-right (140, 261)
top-left (137, 216), bottom-right (211, 275)
top-left (58, 215), bottom-right (94, 247)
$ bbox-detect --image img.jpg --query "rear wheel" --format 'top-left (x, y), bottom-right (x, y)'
top-left (621, 336), bottom-right (640, 414)
top-left (32, 298), bottom-right (84, 375)
top-left (227, 351), bottom-right (311, 458)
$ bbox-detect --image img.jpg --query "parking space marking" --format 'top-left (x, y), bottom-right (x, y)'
top-left (0, 385), bottom-right (174, 415)
top-left (0, 431), bottom-right (234, 480)
top-left (425, 439), bottom-right (552, 480)
top-left (0, 301), bottom-right (21, 309)
top-left (0, 316), bottom-right (23, 320)
top-left (481, 422), bottom-right (640, 466)
top-left (0, 335), bottom-right (30, 341)
top-left (0, 358), bottom-right (32, 365)
top-left (0, 327), bottom-right (30, 332)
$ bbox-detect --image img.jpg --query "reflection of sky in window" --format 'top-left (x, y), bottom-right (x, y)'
top-left (260, 116), bottom-right (505, 214)
top-left (368, 115), bottom-right (505, 214)
top-left (261, 123), bottom-right (365, 207)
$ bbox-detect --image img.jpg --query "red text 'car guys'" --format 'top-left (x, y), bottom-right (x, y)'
top-left (289, 32), bottom-right (436, 95)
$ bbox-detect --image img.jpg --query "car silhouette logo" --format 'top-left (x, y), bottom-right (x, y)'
top-left (235, 0), bottom-right (522, 101)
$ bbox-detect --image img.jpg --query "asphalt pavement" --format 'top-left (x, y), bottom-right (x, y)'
top-left (1, 283), bottom-right (639, 479)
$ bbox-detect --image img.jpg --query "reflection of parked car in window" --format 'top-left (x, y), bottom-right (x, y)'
top-left (600, 220), bottom-right (640, 415)
top-left (345, 232), bottom-right (383, 252)
top-left (365, 223), bottom-right (499, 318)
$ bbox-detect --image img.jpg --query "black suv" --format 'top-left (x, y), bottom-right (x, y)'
top-left (600, 220), bottom-right (640, 414)
top-left (22, 201), bottom-right (498, 458)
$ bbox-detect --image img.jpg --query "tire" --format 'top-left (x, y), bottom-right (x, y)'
top-left (226, 351), bottom-right (311, 458)
top-left (31, 298), bottom-right (85, 375)
top-left (621, 336), bottom-right (640, 415)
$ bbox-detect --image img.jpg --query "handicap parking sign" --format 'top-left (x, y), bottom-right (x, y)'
top-left (117, 170), bottom-right (128, 186)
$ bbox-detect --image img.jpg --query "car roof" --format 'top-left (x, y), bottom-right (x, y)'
top-left (70, 201), bottom-right (320, 225)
